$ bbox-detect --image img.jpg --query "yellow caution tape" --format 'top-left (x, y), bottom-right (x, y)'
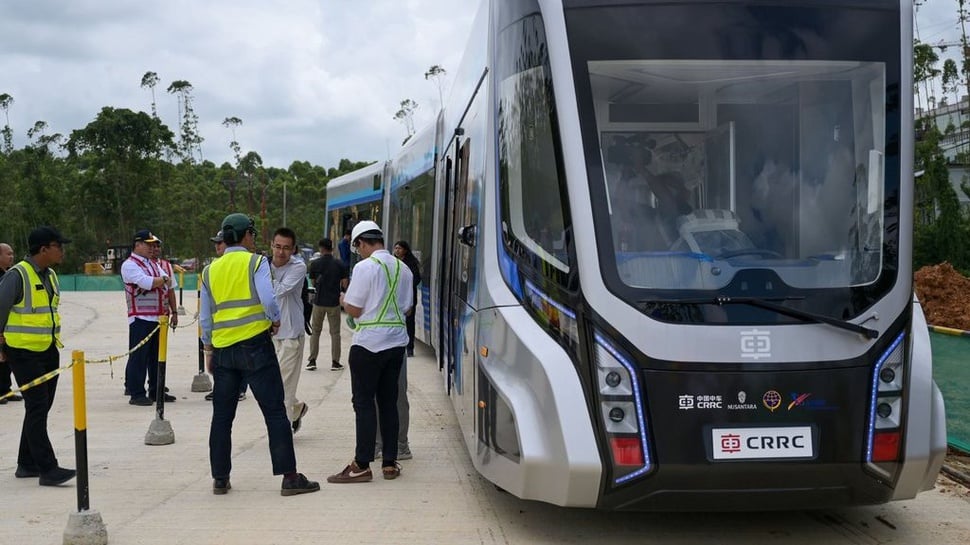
top-left (0, 323), bottom-right (165, 401)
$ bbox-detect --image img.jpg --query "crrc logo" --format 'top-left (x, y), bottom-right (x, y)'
top-left (740, 329), bottom-right (771, 360)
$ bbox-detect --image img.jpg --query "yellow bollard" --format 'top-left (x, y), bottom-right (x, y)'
top-left (72, 350), bottom-right (89, 511)
top-left (64, 350), bottom-right (108, 545)
top-left (145, 316), bottom-right (175, 445)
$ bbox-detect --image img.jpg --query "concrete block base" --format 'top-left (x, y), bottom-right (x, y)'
top-left (145, 418), bottom-right (175, 445)
top-left (191, 373), bottom-right (212, 392)
top-left (63, 510), bottom-right (108, 545)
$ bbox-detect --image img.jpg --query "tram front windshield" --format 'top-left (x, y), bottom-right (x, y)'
top-left (566, 2), bottom-right (901, 323)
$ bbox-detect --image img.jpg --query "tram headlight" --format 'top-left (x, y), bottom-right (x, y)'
top-left (594, 331), bottom-right (653, 484)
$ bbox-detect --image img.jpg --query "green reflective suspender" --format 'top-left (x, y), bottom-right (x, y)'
top-left (355, 256), bottom-right (406, 329)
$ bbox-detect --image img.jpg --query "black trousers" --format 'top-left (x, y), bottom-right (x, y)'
top-left (349, 344), bottom-right (405, 466)
top-left (0, 359), bottom-right (14, 394)
top-left (6, 344), bottom-right (61, 471)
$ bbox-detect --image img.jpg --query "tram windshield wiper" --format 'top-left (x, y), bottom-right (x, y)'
top-left (639, 295), bottom-right (878, 339)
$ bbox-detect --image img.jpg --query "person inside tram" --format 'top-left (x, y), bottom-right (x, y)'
top-left (608, 136), bottom-right (692, 251)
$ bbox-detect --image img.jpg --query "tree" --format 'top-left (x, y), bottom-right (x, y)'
top-left (66, 107), bottom-right (176, 239)
top-left (0, 93), bottom-right (13, 154)
top-left (141, 71), bottom-right (160, 119)
top-left (222, 116), bottom-right (243, 164)
top-left (393, 99), bottom-right (419, 140)
top-left (166, 80), bottom-right (204, 163)
top-left (424, 64), bottom-right (447, 110)
top-left (914, 41), bottom-right (940, 114)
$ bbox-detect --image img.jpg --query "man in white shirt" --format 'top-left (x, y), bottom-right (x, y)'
top-left (269, 227), bottom-right (309, 432)
top-left (121, 229), bottom-right (176, 406)
top-left (328, 220), bottom-right (412, 483)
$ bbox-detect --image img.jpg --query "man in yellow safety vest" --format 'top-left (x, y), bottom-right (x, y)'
top-left (200, 213), bottom-right (320, 497)
top-left (0, 226), bottom-right (76, 486)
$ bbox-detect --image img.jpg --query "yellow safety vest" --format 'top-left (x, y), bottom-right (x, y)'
top-left (356, 256), bottom-right (406, 330)
top-left (204, 251), bottom-right (270, 348)
top-left (3, 261), bottom-right (61, 351)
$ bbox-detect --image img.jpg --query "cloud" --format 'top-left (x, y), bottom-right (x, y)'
top-left (0, 0), bottom-right (474, 168)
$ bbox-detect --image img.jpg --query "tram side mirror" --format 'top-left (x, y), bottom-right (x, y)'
top-left (458, 224), bottom-right (478, 247)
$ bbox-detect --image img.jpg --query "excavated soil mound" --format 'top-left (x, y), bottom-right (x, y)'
top-left (914, 262), bottom-right (970, 330)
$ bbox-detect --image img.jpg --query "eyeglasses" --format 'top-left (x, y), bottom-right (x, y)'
top-left (271, 244), bottom-right (294, 251)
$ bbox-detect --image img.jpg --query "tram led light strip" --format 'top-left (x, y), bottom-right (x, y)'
top-left (865, 331), bottom-right (905, 463)
top-left (594, 332), bottom-right (652, 483)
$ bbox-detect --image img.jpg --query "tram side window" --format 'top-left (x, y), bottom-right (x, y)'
top-left (389, 170), bottom-right (435, 284)
top-left (496, 11), bottom-right (571, 281)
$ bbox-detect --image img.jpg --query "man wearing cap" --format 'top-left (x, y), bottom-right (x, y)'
top-left (121, 229), bottom-right (176, 406)
top-left (201, 213), bottom-right (319, 496)
top-left (202, 230), bottom-right (247, 403)
top-left (328, 220), bottom-right (413, 483)
top-left (149, 237), bottom-right (179, 330)
top-left (0, 226), bottom-right (76, 485)
top-left (0, 241), bottom-right (23, 404)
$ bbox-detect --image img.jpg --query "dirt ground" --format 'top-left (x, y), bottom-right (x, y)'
top-left (914, 262), bottom-right (970, 330)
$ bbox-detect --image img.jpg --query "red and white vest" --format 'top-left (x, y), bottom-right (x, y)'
top-left (124, 255), bottom-right (166, 318)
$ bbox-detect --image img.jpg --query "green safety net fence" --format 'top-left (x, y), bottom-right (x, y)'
top-left (929, 332), bottom-right (970, 453)
top-left (58, 274), bottom-right (200, 291)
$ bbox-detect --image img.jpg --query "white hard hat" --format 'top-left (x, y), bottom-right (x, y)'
top-left (350, 220), bottom-right (383, 248)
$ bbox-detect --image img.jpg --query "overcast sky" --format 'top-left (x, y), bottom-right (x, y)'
top-left (0, 2), bottom-right (963, 170)
top-left (0, 0), bottom-right (476, 169)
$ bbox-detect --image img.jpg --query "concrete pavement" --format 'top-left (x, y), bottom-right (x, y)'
top-left (2, 291), bottom-right (970, 545)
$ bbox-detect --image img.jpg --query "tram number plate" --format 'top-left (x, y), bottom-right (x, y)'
top-left (711, 426), bottom-right (814, 461)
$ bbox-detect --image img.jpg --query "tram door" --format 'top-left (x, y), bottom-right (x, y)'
top-left (441, 133), bottom-right (473, 396)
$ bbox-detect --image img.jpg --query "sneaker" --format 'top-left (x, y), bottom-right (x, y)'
top-left (213, 478), bottom-right (231, 495)
top-left (292, 403), bottom-right (309, 433)
top-left (330, 360), bottom-right (344, 371)
top-left (15, 465), bottom-right (40, 478)
top-left (205, 392), bottom-right (214, 401)
top-left (39, 467), bottom-right (76, 486)
top-left (149, 393), bottom-right (177, 403)
top-left (306, 359), bottom-right (317, 371)
top-left (238, 392), bottom-right (247, 401)
top-left (327, 461), bottom-right (373, 483)
top-left (129, 396), bottom-right (152, 406)
top-left (382, 462), bottom-right (402, 480)
top-left (281, 473), bottom-right (320, 496)
top-left (397, 443), bottom-right (413, 460)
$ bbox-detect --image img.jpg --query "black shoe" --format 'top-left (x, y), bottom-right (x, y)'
top-left (407, 349), bottom-right (414, 357)
top-left (204, 392), bottom-right (214, 401)
top-left (15, 465), bottom-right (40, 478)
top-left (0, 398), bottom-right (6, 404)
top-left (5, 393), bottom-right (23, 402)
top-left (39, 467), bottom-right (76, 486)
top-left (213, 478), bottom-right (231, 495)
top-left (281, 473), bottom-right (320, 496)
top-left (149, 393), bottom-right (177, 403)
top-left (330, 360), bottom-right (343, 371)
top-left (292, 404), bottom-right (309, 433)
top-left (238, 392), bottom-right (247, 401)
top-left (306, 359), bottom-right (317, 371)
top-left (129, 396), bottom-right (152, 406)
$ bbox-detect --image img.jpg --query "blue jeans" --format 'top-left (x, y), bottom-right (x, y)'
top-left (125, 318), bottom-right (160, 399)
top-left (349, 344), bottom-right (405, 466)
top-left (209, 331), bottom-right (296, 479)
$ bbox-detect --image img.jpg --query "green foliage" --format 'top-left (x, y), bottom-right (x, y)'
top-left (0, 104), bottom-right (373, 273)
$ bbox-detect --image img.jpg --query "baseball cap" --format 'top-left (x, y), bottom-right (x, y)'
top-left (209, 230), bottom-right (224, 243)
top-left (133, 229), bottom-right (160, 244)
top-left (28, 226), bottom-right (71, 248)
top-left (222, 213), bottom-right (255, 237)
